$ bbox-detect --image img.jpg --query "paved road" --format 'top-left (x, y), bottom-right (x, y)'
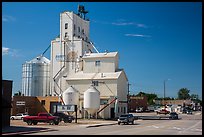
top-left (2, 112), bottom-right (202, 135)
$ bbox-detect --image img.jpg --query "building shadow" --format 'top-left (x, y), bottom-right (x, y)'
top-left (2, 126), bottom-right (58, 135)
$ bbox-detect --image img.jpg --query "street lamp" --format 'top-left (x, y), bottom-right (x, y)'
top-left (163, 79), bottom-right (171, 105)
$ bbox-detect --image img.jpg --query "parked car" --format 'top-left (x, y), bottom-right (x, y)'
top-left (23, 112), bottom-right (60, 125)
top-left (135, 107), bottom-right (143, 113)
top-left (118, 114), bottom-right (134, 125)
top-left (53, 112), bottom-right (74, 123)
top-left (156, 109), bottom-right (170, 115)
top-left (186, 110), bottom-right (193, 115)
top-left (10, 113), bottom-right (29, 120)
top-left (182, 108), bottom-right (193, 114)
top-left (169, 112), bottom-right (178, 120)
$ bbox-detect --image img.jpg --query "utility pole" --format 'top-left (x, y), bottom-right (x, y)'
top-left (163, 80), bottom-right (165, 106)
top-left (163, 79), bottom-right (171, 106)
top-left (127, 83), bottom-right (131, 113)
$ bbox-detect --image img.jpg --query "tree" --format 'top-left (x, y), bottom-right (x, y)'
top-left (178, 88), bottom-right (190, 99)
top-left (190, 94), bottom-right (199, 100)
top-left (14, 91), bottom-right (22, 96)
top-left (190, 94), bottom-right (202, 105)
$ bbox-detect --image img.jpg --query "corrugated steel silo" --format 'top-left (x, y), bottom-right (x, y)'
top-left (22, 55), bottom-right (50, 96)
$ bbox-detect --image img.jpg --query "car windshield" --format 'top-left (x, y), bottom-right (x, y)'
top-left (120, 114), bottom-right (132, 117)
top-left (120, 115), bottom-right (128, 117)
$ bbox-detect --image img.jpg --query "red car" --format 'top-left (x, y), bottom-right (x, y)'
top-left (156, 109), bottom-right (170, 115)
top-left (23, 112), bottom-right (60, 125)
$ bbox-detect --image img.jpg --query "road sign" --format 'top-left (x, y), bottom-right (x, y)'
top-left (16, 101), bottom-right (25, 106)
top-left (57, 105), bottom-right (76, 112)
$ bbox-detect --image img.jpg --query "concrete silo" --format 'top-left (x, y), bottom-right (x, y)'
top-left (22, 55), bottom-right (50, 96)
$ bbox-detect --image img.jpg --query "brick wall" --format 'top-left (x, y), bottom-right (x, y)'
top-left (11, 96), bottom-right (59, 115)
top-left (128, 96), bottom-right (148, 112)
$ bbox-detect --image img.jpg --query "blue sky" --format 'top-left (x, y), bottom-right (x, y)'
top-left (2, 2), bottom-right (202, 99)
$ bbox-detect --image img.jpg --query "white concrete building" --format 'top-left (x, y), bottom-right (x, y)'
top-left (50, 7), bottom-right (128, 119)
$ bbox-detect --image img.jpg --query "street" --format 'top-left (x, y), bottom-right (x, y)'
top-left (3, 112), bottom-right (202, 135)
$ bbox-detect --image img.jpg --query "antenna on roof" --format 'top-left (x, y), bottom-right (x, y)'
top-left (78, 5), bottom-right (88, 20)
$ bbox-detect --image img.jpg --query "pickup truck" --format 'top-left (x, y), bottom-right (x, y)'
top-left (118, 114), bottom-right (135, 125)
top-left (23, 112), bottom-right (60, 125)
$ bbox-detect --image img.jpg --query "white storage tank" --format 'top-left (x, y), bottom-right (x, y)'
top-left (84, 85), bottom-right (100, 115)
top-left (22, 55), bottom-right (50, 96)
top-left (62, 86), bottom-right (79, 105)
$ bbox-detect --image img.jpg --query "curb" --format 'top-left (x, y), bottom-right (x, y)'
top-left (86, 123), bottom-right (117, 128)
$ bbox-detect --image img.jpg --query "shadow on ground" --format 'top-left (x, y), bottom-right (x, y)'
top-left (2, 126), bottom-right (57, 135)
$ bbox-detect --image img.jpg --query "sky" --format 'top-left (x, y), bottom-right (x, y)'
top-left (2, 2), bottom-right (202, 99)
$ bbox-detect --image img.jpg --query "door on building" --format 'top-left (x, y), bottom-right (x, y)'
top-left (110, 108), bottom-right (115, 119)
top-left (50, 102), bottom-right (61, 114)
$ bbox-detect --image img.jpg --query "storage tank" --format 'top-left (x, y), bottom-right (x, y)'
top-left (62, 86), bottom-right (79, 105)
top-left (84, 85), bottom-right (100, 116)
top-left (22, 55), bottom-right (50, 96)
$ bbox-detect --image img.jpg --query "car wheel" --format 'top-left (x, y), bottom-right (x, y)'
top-left (54, 121), bottom-right (59, 125)
top-left (64, 118), bottom-right (69, 123)
top-left (33, 121), bottom-right (38, 125)
top-left (118, 122), bottom-right (120, 125)
top-left (27, 120), bottom-right (32, 125)
top-left (49, 120), bottom-right (55, 125)
top-left (11, 117), bottom-right (14, 120)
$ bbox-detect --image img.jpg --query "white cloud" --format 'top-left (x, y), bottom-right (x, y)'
top-left (2, 15), bottom-right (16, 22)
top-left (2, 47), bottom-right (20, 57)
top-left (136, 24), bottom-right (147, 28)
top-left (125, 34), bottom-right (151, 38)
top-left (2, 47), bottom-right (9, 55)
top-left (112, 22), bottom-right (147, 28)
top-left (92, 19), bottom-right (148, 28)
top-left (112, 22), bottom-right (134, 26)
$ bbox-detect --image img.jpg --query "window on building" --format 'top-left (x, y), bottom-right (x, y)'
top-left (118, 107), bottom-right (120, 113)
top-left (92, 81), bottom-right (99, 86)
top-left (65, 23), bottom-right (68, 29)
top-left (95, 60), bottom-right (100, 66)
top-left (74, 24), bottom-right (76, 31)
top-left (78, 27), bottom-right (80, 33)
top-left (82, 29), bottom-right (84, 34)
top-left (65, 32), bottom-right (68, 38)
top-left (41, 100), bottom-right (45, 105)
